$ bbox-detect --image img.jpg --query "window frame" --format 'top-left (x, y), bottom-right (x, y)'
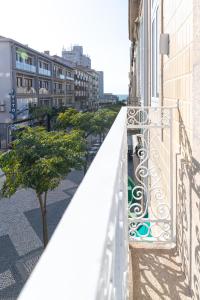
top-left (151, 0), bottom-right (160, 106)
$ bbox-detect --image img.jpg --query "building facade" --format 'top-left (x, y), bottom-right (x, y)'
top-left (88, 69), bottom-right (99, 110)
top-left (99, 93), bottom-right (119, 106)
top-left (62, 46), bottom-right (91, 69)
top-left (74, 66), bottom-right (90, 110)
top-left (129, 0), bottom-right (200, 298)
top-left (97, 71), bottom-right (104, 99)
top-left (0, 36), bottom-right (75, 148)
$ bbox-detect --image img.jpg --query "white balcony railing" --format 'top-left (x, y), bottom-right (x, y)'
top-left (16, 61), bottom-right (36, 73)
top-left (18, 108), bottom-right (129, 300)
top-left (38, 68), bottom-right (51, 76)
top-left (66, 76), bottom-right (74, 81)
top-left (127, 106), bottom-right (175, 244)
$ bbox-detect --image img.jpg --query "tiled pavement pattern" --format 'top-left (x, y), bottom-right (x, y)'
top-left (0, 170), bottom-right (84, 299)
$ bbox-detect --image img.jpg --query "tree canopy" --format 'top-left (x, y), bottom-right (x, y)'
top-left (0, 126), bottom-right (85, 197)
top-left (92, 109), bottom-right (117, 137)
top-left (56, 108), bottom-right (117, 139)
top-left (56, 108), bottom-right (79, 130)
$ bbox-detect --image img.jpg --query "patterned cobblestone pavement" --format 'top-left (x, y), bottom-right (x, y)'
top-left (0, 170), bottom-right (84, 299)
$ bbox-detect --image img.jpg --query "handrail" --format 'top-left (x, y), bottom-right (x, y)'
top-left (18, 107), bottom-right (128, 300)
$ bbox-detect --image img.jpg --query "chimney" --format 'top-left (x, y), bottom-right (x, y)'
top-left (44, 51), bottom-right (50, 55)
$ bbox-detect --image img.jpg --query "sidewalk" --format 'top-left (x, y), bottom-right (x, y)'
top-left (0, 170), bottom-right (84, 299)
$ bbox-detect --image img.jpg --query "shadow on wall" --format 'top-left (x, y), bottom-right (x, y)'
top-left (177, 110), bottom-right (200, 299)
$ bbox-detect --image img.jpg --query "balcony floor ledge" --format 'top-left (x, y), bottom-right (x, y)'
top-left (129, 246), bottom-right (192, 300)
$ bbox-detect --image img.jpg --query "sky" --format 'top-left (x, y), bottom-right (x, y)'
top-left (0, 0), bottom-right (130, 94)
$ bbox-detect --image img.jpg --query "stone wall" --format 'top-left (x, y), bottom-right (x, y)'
top-left (163, 1), bottom-right (200, 298)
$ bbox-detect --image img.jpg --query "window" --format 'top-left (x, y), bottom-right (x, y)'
top-left (44, 81), bottom-right (49, 89)
top-left (151, 0), bottom-right (159, 105)
top-left (17, 77), bottom-right (23, 87)
top-left (25, 56), bottom-right (33, 65)
top-left (16, 52), bottom-right (22, 62)
top-left (43, 62), bottom-right (49, 70)
top-left (24, 78), bottom-right (32, 88)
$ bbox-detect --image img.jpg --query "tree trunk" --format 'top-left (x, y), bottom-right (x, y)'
top-left (37, 193), bottom-right (49, 248)
top-left (99, 133), bottom-right (102, 143)
top-left (84, 152), bottom-right (89, 175)
top-left (42, 209), bottom-right (48, 248)
top-left (47, 114), bottom-right (51, 132)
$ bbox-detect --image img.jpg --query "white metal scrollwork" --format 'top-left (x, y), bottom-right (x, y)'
top-left (127, 106), bottom-right (175, 243)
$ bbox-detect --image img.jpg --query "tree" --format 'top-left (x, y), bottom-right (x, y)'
top-left (56, 109), bottom-right (117, 173)
top-left (70, 112), bottom-right (96, 173)
top-left (56, 108), bottom-right (79, 130)
top-left (29, 106), bottom-right (54, 131)
top-left (92, 109), bottom-right (117, 142)
top-left (70, 111), bottom-right (95, 138)
top-left (0, 127), bottom-right (85, 247)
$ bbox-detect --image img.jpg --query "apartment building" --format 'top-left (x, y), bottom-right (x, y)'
top-left (88, 69), bottom-right (100, 110)
top-left (97, 71), bottom-right (104, 99)
top-left (0, 37), bottom-right (75, 148)
top-left (62, 45), bottom-right (91, 69)
top-left (99, 93), bottom-right (119, 106)
top-left (74, 66), bottom-right (90, 110)
top-left (52, 55), bottom-right (75, 108)
top-left (129, 0), bottom-right (200, 298)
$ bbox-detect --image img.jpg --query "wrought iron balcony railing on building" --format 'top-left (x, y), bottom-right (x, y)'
top-left (127, 106), bottom-right (175, 244)
top-left (18, 106), bottom-right (175, 299)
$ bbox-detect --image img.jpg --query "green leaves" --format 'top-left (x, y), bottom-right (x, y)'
top-left (0, 127), bottom-right (86, 197)
top-left (92, 109), bottom-right (117, 135)
top-left (57, 108), bottom-right (118, 138)
top-left (56, 108), bottom-right (79, 129)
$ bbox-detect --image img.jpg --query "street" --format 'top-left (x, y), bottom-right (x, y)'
top-left (0, 169), bottom-right (84, 299)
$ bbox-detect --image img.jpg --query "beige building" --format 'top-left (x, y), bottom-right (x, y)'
top-left (129, 0), bottom-right (200, 299)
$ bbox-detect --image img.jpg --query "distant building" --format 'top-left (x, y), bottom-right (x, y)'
top-left (99, 93), bottom-right (119, 106)
top-left (88, 69), bottom-right (99, 110)
top-left (52, 56), bottom-right (99, 111)
top-left (97, 71), bottom-right (104, 99)
top-left (62, 46), bottom-right (91, 69)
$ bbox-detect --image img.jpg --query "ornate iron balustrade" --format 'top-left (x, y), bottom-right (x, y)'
top-left (127, 106), bottom-right (175, 244)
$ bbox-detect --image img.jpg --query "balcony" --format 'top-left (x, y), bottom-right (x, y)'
top-left (16, 87), bottom-right (36, 94)
top-left (38, 68), bottom-right (51, 77)
top-left (39, 88), bottom-right (51, 95)
top-left (66, 91), bottom-right (74, 96)
top-left (60, 74), bottom-right (65, 80)
top-left (16, 61), bottom-right (36, 73)
top-left (66, 76), bottom-right (74, 81)
top-left (18, 107), bottom-right (191, 299)
top-left (53, 89), bottom-right (65, 95)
